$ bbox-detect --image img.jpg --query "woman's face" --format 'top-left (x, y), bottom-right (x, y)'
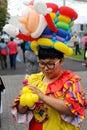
top-left (38, 58), bottom-right (63, 79)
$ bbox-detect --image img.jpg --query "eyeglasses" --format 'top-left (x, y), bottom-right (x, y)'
top-left (38, 60), bottom-right (60, 69)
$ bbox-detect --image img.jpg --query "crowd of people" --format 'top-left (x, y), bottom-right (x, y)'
top-left (73, 32), bottom-right (87, 68)
top-left (0, 36), bottom-right (39, 73)
top-left (0, 37), bottom-right (18, 70)
top-left (70, 31), bottom-right (87, 68)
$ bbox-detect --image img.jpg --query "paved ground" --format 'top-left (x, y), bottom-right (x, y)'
top-left (0, 56), bottom-right (87, 75)
top-left (0, 54), bottom-right (87, 130)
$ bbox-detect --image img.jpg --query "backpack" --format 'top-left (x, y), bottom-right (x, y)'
top-left (25, 42), bottom-right (31, 50)
top-left (0, 49), bottom-right (7, 55)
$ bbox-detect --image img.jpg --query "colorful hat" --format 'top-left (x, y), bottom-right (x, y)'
top-left (4, 0), bottom-right (78, 56)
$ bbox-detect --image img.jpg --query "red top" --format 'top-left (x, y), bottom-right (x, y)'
top-left (7, 41), bottom-right (18, 54)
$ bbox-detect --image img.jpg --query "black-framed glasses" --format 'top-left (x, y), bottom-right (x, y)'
top-left (38, 60), bottom-right (60, 69)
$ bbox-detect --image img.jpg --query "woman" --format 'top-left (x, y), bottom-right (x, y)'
top-left (6, 1), bottom-right (86, 129)
top-left (7, 37), bottom-right (18, 70)
top-left (0, 38), bottom-right (8, 69)
top-left (11, 47), bottom-right (87, 130)
top-left (81, 33), bottom-right (87, 67)
top-left (24, 41), bottom-right (39, 74)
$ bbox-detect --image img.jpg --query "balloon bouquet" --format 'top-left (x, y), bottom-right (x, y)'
top-left (3, 0), bottom-right (78, 107)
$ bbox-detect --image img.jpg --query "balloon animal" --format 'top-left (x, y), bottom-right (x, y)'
top-left (20, 79), bottom-right (39, 107)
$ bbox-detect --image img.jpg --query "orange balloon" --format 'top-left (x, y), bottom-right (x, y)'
top-left (27, 10), bottom-right (40, 33)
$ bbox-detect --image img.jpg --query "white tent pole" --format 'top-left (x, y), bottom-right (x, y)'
top-left (63, 0), bottom-right (66, 5)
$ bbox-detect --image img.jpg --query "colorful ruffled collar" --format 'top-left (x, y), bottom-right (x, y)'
top-left (28, 70), bottom-right (78, 95)
top-left (46, 70), bottom-right (75, 94)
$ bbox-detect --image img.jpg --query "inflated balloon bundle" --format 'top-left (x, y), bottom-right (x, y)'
top-left (20, 79), bottom-right (39, 107)
top-left (3, 0), bottom-right (78, 56)
top-left (29, 2), bottom-right (78, 56)
top-left (50, 6), bottom-right (77, 43)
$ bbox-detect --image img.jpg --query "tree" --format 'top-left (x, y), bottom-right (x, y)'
top-left (0, 0), bottom-right (9, 32)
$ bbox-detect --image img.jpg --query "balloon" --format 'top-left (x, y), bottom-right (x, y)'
top-left (32, 94), bottom-right (39, 102)
top-left (30, 41), bottom-right (38, 55)
top-left (25, 93), bottom-right (34, 107)
top-left (46, 3), bottom-right (59, 12)
top-left (58, 15), bottom-right (71, 24)
top-left (38, 38), bottom-right (53, 47)
top-left (20, 94), bottom-right (27, 106)
top-left (20, 85), bottom-right (39, 107)
top-left (59, 6), bottom-right (78, 20)
top-left (30, 38), bottom-right (73, 56)
top-left (54, 41), bottom-right (73, 55)
top-left (50, 12), bottom-right (56, 20)
top-left (56, 36), bottom-right (65, 42)
top-left (21, 87), bottom-right (31, 94)
top-left (56, 21), bottom-right (70, 30)
top-left (57, 28), bottom-right (71, 40)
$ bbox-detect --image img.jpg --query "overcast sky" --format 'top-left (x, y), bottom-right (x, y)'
top-left (8, 0), bottom-right (87, 16)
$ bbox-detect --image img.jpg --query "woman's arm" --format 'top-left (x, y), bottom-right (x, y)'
top-left (42, 95), bottom-right (74, 116)
top-left (28, 85), bottom-right (74, 116)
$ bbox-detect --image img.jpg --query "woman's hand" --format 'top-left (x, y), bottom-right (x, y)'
top-left (28, 84), bottom-right (45, 100)
top-left (28, 84), bottom-right (73, 116)
top-left (17, 105), bottom-right (29, 114)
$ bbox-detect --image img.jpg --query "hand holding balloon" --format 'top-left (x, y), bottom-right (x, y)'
top-left (20, 87), bottom-right (39, 107)
top-left (28, 84), bottom-right (45, 101)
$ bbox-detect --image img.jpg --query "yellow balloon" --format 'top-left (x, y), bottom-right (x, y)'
top-left (20, 94), bottom-right (26, 106)
top-left (58, 15), bottom-right (71, 24)
top-left (30, 41), bottom-right (38, 55)
top-left (54, 42), bottom-right (73, 56)
top-left (32, 94), bottom-right (39, 102)
top-left (38, 38), bottom-right (53, 47)
top-left (50, 12), bottom-right (56, 20)
top-left (25, 93), bottom-right (34, 107)
top-left (21, 87), bottom-right (31, 94)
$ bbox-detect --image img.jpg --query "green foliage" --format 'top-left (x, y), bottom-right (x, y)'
top-left (0, 0), bottom-right (9, 31)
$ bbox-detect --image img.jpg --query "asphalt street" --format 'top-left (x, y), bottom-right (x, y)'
top-left (0, 56), bottom-right (87, 75)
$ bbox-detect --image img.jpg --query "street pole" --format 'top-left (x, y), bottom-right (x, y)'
top-left (63, 0), bottom-right (66, 5)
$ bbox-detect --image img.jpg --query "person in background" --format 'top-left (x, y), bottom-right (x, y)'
top-left (11, 47), bottom-right (87, 130)
top-left (81, 32), bottom-right (87, 67)
top-left (7, 37), bottom-right (18, 70)
top-left (0, 38), bottom-right (8, 69)
top-left (24, 41), bottom-right (39, 74)
top-left (73, 34), bottom-right (81, 55)
top-left (20, 40), bottom-right (26, 63)
top-left (0, 77), bottom-right (5, 116)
